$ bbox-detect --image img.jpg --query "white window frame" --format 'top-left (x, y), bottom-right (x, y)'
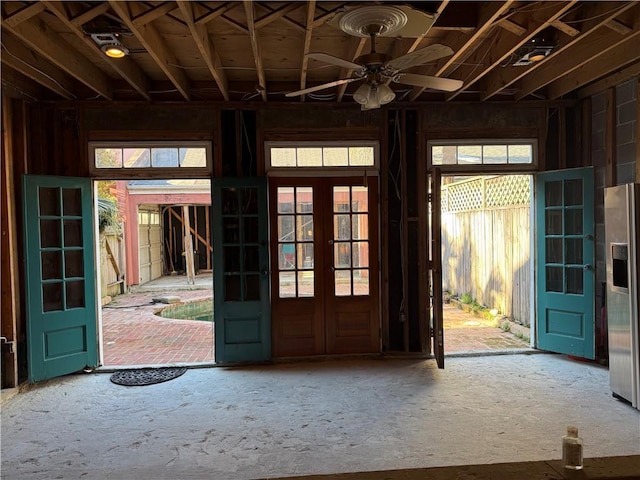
top-left (89, 141), bottom-right (212, 178)
top-left (427, 139), bottom-right (538, 173)
top-left (265, 141), bottom-right (380, 177)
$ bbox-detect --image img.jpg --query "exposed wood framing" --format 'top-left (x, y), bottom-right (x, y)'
top-left (195, 3), bottom-right (238, 26)
top-left (70, 2), bottom-right (111, 27)
top-left (558, 107), bottom-right (567, 169)
top-left (255, 3), bottom-right (302, 30)
top-left (497, 18), bottom-right (526, 36)
top-left (606, 18), bottom-right (633, 35)
top-left (2, 2), bottom-right (45, 27)
top-left (133, 2), bottom-right (177, 27)
top-left (551, 20), bottom-right (580, 37)
top-left (43, 1), bottom-right (151, 101)
top-left (243, 1), bottom-right (267, 101)
top-left (177, 0), bottom-right (229, 100)
top-left (298, 0), bottom-right (317, 101)
top-left (109, 1), bottom-right (191, 100)
top-left (637, 78), bottom-right (640, 183)
top-left (578, 61), bottom-right (640, 98)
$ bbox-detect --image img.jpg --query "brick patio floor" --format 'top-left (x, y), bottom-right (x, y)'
top-left (101, 281), bottom-right (530, 366)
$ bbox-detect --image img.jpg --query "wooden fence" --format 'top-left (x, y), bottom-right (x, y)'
top-left (441, 176), bottom-right (531, 326)
top-left (100, 228), bottom-right (125, 301)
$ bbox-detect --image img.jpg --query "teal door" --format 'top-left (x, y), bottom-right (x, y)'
top-left (213, 178), bottom-right (270, 363)
top-left (536, 168), bottom-right (595, 359)
top-left (23, 175), bottom-right (98, 382)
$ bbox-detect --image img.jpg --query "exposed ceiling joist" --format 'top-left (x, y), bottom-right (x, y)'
top-left (1, 16), bottom-right (112, 99)
top-left (2, 2), bottom-right (45, 28)
top-left (547, 40), bottom-right (640, 99)
top-left (243, 0), bottom-right (267, 102)
top-left (109, 0), bottom-right (191, 101)
top-left (195, 3), bottom-right (238, 26)
top-left (605, 19), bottom-right (633, 35)
top-left (515, 10), bottom-right (640, 100)
top-left (70, 3), bottom-right (111, 28)
top-left (133, 3), bottom-right (178, 27)
top-left (551, 20), bottom-right (580, 37)
top-left (497, 19), bottom-right (526, 36)
top-left (42, 1), bottom-right (151, 101)
top-left (176, 0), bottom-right (229, 101)
top-left (578, 60), bottom-right (640, 98)
top-left (256, 3), bottom-right (303, 30)
top-left (483, 2), bottom-right (638, 101)
top-left (298, 0), bottom-right (317, 102)
top-left (0, 31), bottom-right (76, 100)
top-left (446, 0), bottom-right (579, 101)
top-left (408, 0), bottom-right (515, 101)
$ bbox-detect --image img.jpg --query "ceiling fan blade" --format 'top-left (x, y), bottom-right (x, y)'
top-left (308, 52), bottom-right (364, 70)
top-left (386, 44), bottom-right (454, 71)
top-left (285, 78), bottom-right (362, 97)
top-left (394, 73), bottom-right (463, 92)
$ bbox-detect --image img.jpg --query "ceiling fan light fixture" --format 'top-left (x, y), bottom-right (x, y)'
top-left (354, 83), bottom-right (373, 105)
top-left (377, 83), bottom-right (396, 105)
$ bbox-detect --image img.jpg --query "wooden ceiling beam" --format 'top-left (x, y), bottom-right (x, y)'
top-left (2, 2), bottom-right (45, 28)
top-left (0, 31), bottom-right (76, 100)
top-left (70, 3), bottom-right (111, 28)
top-left (1, 16), bottom-right (112, 99)
top-left (551, 20), bottom-right (580, 37)
top-left (195, 3), bottom-right (238, 26)
top-left (446, 0), bottom-right (579, 101)
top-left (605, 19), bottom-right (632, 35)
top-left (483, 2), bottom-right (637, 101)
top-left (176, 0), bottom-right (229, 101)
top-left (408, 0), bottom-right (514, 101)
top-left (336, 37), bottom-right (367, 102)
top-left (255, 3), bottom-right (302, 30)
top-left (109, 1), bottom-right (191, 100)
top-left (546, 38), bottom-right (640, 99)
top-left (515, 9), bottom-right (640, 100)
top-left (43, 1), bottom-right (151, 101)
top-left (298, 0), bottom-right (317, 102)
top-left (133, 2), bottom-right (178, 27)
top-left (578, 61), bottom-right (640, 98)
top-left (243, 0), bottom-right (267, 102)
top-left (497, 18), bottom-right (526, 36)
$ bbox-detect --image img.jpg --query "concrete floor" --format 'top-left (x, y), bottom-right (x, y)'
top-left (2, 355), bottom-right (639, 480)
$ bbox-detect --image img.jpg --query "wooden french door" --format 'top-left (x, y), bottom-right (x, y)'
top-left (270, 177), bottom-right (380, 357)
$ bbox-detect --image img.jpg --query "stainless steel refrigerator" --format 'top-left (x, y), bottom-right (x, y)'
top-left (604, 183), bottom-right (640, 409)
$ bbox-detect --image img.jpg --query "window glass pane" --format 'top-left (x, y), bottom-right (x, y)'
top-left (151, 148), bottom-right (179, 167)
top-left (297, 244), bottom-right (314, 269)
top-left (245, 274), bottom-right (260, 301)
top-left (545, 210), bottom-right (562, 235)
top-left (458, 145), bottom-right (482, 164)
top-left (323, 147), bottom-right (349, 166)
top-left (222, 188), bottom-right (239, 214)
top-left (42, 251), bottom-right (62, 280)
top-left (65, 250), bottom-right (84, 278)
top-left (180, 147), bottom-right (207, 167)
top-left (565, 209), bottom-right (583, 235)
top-left (564, 179), bottom-right (583, 206)
top-left (566, 268), bottom-right (583, 294)
top-left (352, 242), bottom-right (369, 268)
top-left (42, 282), bottom-right (63, 312)
top-left (95, 148), bottom-right (122, 168)
top-left (297, 215), bottom-right (314, 241)
top-left (545, 238), bottom-right (562, 263)
top-left (298, 271), bottom-right (314, 297)
top-left (243, 246), bottom-right (259, 271)
top-left (225, 275), bottom-right (241, 301)
top-left (297, 148), bottom-right (322, 167)
top-left (508, 145), bottom-right (532, 164)
top-left (279, 271), bottom-right (296, 298)
top-left (223, 218), bottom-right (240, 243)
top-left (335, 215), bottom-right (351, 240)
top-left (39, 187), bottom-right (60, 216)
top-left (62, 189), bottom-right (82, 216)
top-left (40, 220), bottom-right (61, 248)
top-left (278, 216), bottom-right (295, 243)
top-left (333, 187), bottom-right (350, 212)
top-left (296, 187), bottom-right (313, 213)
top-left (483, 145), bottom-right (508, 164)
top-left (335, 270), bottom-right (351, 296)
top-left (353, 269), bottom-right (369, 295)
top-left (277, 187), bottom-right (294, 214)
top-left (279, 244), bottom-right (295, 270)
top-left (352, 214), bottom-right (368, 240)
top-left (565, 239), bottom-right (583, 265)
top-left (349, 147), bottom-right (374, 166)
top-left (434, 146), bottom-right (457, 165)
top-left (335, 242), bottom-right (351, 268)
top-left (352, 187), bottom-right (368, 212)
top-left (64, 220), bottom-right (83, 247)
top-left (271, 148), bottom-right (297, 167)
top-left (224, 246), bottom-right (241, 271)
top-left (244, 217), bottom-right (259, 243)
top-left (431, 146), bottom-right (444, 165)
top-left (545, 181), bottom-right (562, 207)
top-left (546, 266), bottom-right (563, 292)
top-left (66, 280), bottom-right (85, 308)
top-left (240, 188), bottom-right (258, 214)
top-left (123, 148), bottom-right (150, 168)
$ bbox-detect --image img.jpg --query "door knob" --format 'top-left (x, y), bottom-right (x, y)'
top-left (583, 264), bottom-right (593, 271)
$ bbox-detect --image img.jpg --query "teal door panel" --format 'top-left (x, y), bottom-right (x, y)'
top-left (536, 168), bottom-right (595, 358)
top-left (23, 175), bottom-right (98, 382)
top-left (213, 177), bottom-right (270, 363)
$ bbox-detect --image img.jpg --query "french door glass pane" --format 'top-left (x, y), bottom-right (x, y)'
top-left (353, 269), bottom-right (370, 295)
top-left (545, 181), bottom-right (562, 206)
top-left (40, 220), bottom-right (61, 248)
top-left (62, 188), bottom-right (82, 216)
top-left (565, 209), bottom-right (583, 235)
top-left (64, 219), bottom-right (83, 247)
top-left (546, 266), bottom-right (563, 292)
top-left (564, 179), bottom-right (582, 206)
top-left (39, 187), bottom-right (60, 216)
top-left (335, 270), bottom-right (351, 296)
top-left (545, 238), bottom-right (562, 263)
top-left (565, 239), bottom-right (583, 265)
top-left (566, 268), bottom-right (583, 294)
top-left (545, 210), bottom-right (562, 235)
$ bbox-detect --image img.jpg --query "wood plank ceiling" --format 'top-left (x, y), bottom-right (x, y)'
top-left (1, 1), bottom-right (639, 105)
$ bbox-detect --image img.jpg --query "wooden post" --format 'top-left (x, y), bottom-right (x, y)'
top-left (183, 205), bottom-right (195, 284)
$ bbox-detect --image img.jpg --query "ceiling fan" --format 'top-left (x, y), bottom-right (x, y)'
top-left (286, 24), bottom-right (463, 109)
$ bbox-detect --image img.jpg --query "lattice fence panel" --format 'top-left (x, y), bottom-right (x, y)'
top-left (444, 178), bottom-right (484, 212)
top-left (485, 175), bottom-right (530, 207)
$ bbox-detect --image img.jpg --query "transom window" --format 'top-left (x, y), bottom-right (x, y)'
top-left (266, 142), bottom-right (378, 170)
top-left (90, 142), bottom-right (210, 170)
top-left (429, 140), bottom-right (535, 166)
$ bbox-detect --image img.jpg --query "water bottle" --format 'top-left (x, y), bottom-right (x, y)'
top-left (562, 426), bottom-right (583, 470)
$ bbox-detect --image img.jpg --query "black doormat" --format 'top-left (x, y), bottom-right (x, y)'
top-left (110, 367), bottom-right (187, 386)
